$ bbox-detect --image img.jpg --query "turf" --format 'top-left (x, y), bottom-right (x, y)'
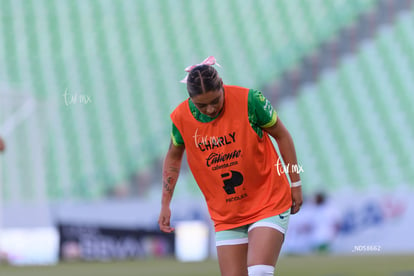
top-left (1, 255), bottom-right (413, 276)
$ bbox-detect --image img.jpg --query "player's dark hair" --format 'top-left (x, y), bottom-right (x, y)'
top-left (186, 65), bottom-right (223, 97)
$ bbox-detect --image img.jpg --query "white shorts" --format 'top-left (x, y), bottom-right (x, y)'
top-left (215, 209), bottom-right (290, 247)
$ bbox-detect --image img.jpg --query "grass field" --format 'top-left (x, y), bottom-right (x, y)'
top-left (1, 255), bottom-right (414, 276)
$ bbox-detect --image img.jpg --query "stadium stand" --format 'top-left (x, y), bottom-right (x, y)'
top-left (1, 0), bottom-right (409, 202)
top-left (278, 9), bottom-right (414, 192)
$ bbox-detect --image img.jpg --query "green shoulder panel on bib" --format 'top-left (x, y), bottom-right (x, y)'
top-left (248, 89), bottom-right (278, 138)
top-left (171, 122), bottom-right (184, 146)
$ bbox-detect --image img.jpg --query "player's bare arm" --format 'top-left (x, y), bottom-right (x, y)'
top-left (264, 118), bottom-right (303, 214)
top-left (158, 140), bottom-right (185, 233)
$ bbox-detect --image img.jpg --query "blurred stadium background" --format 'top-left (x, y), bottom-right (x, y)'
top-left (0, 0), bottom-right (413, 275)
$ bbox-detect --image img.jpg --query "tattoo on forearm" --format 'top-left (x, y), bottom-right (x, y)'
top-left (162, 167), bottom-right (179, 194)
top-left (163, 181), bottom-right (173, 194)
top-left (163, 177), bottom-right (175, 193)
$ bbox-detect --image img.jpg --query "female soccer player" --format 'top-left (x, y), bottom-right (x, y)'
top-left (159, 57), bottom-right (302, 276)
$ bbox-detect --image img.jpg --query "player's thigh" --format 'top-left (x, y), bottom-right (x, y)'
top-left (217, 243), bottom-right (248, 276)
top-left (247, 226), bottom-right (284, 267)
top-left (247, 211), bottom-right (290, 266)
top-left (216, 226), bottom-right (249, 276)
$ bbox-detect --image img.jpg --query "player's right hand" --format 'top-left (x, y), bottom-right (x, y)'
top-left (158, 206), bottom-right (175, 233)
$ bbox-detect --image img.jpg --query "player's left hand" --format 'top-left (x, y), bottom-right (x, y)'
top-left (290, 186), bottom-right (303, 214)
top-left (0, 137), bottom-right (5, 152)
